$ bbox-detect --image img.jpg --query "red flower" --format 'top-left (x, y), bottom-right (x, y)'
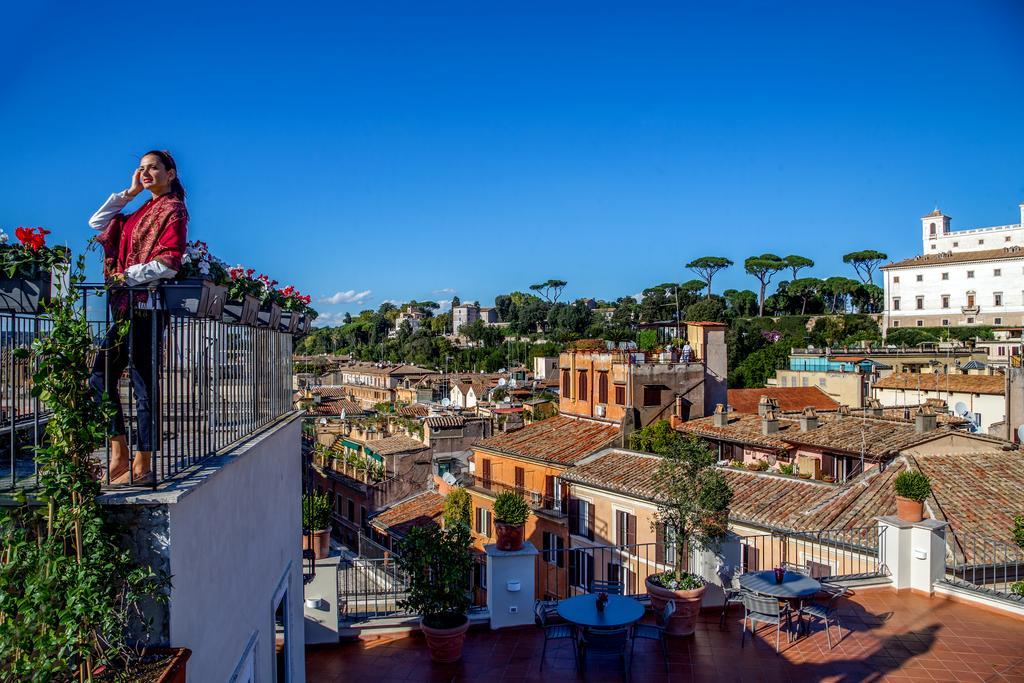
top-left (14, 226), bottom-right (47, 251)
top-left (246, 268), bottom-right (255, 278)
top-left (281, 285), bottom-right (295, 297)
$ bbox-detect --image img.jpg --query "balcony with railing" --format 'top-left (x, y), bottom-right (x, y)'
top-left (468, 474), bottom-right (567, 518)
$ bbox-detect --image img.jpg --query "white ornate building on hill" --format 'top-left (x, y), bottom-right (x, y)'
top-left (881, 202), bottom-right (1024, 330)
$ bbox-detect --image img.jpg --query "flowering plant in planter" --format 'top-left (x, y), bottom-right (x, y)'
top-left (648, 570), bottom-right (704, 591)
top-left (279, 285), bottom-right (312, 312)
top-left (177, 240), bottom-right (228, 283)
top-left (0, 226), bottom-right (70, 277)
top-left (256, 274), bottom-right (283, 304)
top-left (226, 266), bottom-right (264, 300)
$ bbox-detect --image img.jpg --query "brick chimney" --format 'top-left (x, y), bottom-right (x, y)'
top-left (799, 407), bottom-right (819, 432)
top-left (865, 398), bottom-right (884, 418)
top-left (713, 403), bottom-right (729, 427)
top-left (762, 409), bottom-right (779, 435)
top-left (836, 405), bottom-right (850, 421)
top-left (915, 406), bottom-right (938, 433)
top-left (757, 396), bottom-right (779, 417)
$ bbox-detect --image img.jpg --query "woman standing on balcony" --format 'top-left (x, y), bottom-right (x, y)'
top-left (88, 150), bottom-right (188, 484)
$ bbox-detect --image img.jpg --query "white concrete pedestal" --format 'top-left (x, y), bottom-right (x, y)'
top-left (485, 542), bottom-right (539, 629)
top-left (877, 516), bottom-right (947, 594)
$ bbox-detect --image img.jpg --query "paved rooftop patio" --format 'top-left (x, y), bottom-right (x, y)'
top-left (307, 589), bottom-right (1024, 682)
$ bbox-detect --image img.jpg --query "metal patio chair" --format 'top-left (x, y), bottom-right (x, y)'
top-left (535, 600), bottom-right (578, 670)
top-left (631, 599), bottom-right (675, 673)
top-left (798, 582), bottom-right (848, 649)
top-left (590, 579), bottom-right (625, 595)
top-left (719, 567), bottom-right (746, 628)
top-left (740, 593), bottom-right (793, 654)
top-left (580, 626), bottom-right (631, 681)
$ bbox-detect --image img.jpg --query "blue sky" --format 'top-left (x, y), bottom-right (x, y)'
top-left (1, 1), bottom-right (1022, 325)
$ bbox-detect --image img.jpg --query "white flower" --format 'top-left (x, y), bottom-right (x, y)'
top-left (0, 230), bottom-right (8, 244)
top-left (182, 253), bottom-right (192, 264)
top-left (198, 261), bottom-right (210, 276)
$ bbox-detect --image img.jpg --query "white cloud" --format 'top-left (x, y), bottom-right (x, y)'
top-left (320, 290), bottom-right (372, 305)
top-left (312, 311), bottom-right (348, 327)
top-left (631, 292), bottom-right (644, 303)
top-left (436, 299), bottom-right (453, 312)
top-left (433, 288), bottom-right (457, 295)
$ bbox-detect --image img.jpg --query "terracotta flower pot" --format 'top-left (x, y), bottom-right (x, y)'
top-left (421, 615), bottom-right (470, 663)
top-left (302, 528), bottom-right (331, 559)
top-left (646, 578), bottom-right (706, 636)
top-left (494, 521), bottom-right (525, 551)
top-left (895, 496), bottom-right (924, 523)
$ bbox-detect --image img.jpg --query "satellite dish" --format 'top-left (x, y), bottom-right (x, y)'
top-left (503, 397), bottom-right (512, 403)
top-left (340, 410), bottom-right (346, 420)
top-left (509, 379), bottom-right (517, 389)
top-left (954, 402), bottom-right (969, 416)
top-left (442, 472), bottom-right (458, 486)
top-left (1017, 425), bottom-right (1024, 443)
top-left (498, 378), bottom-right (507, 387)
top-left (319, 418), bottom-right (327, 426)
top-left (441, 398), bottom-right (452, 407)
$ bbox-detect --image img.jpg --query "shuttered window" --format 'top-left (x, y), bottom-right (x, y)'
top-left (481, 459), bottom-right (492, 489)
top-left (475, 507), bottom-right (492, 537)
top-left (570, 499), bottom-right (594, 540)
top-left (616, 510), bottom-right (636, 549)
top-left (569, 549), bottom-right (594, 590)
top-left (542, 531), bottom-right (565, 567)
top-left (597, 372), bottom-right (608, 404)
top-left (614, 386), bottom-right (626, 405)
top-left (642, 386), bottom-right (662, 407)
top-left (514, 466), bottom-right (525, 493)
top-left (578, 371), bottom-right (587, 400)
top-left (561, 369), bottom-right (571, 396)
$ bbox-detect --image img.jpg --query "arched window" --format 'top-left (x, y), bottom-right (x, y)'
top-left (598, 371), bottom-right (609, 404)
top-left (929, 222), bottom-right (936, 236)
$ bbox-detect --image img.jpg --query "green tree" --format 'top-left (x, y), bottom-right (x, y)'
top-left (819, 276), bottom-right (860, 313)
top-left (684, 297), bottom-right (726, 323)
top-left (629, 419), bottom-right (686, 454)
top-left (529, 279), bottom-right (568, 303)
top-left (723, 289), bottom-right (758, 318)
top-left (686, 256), bottom-right (733, 296)
top-left (842, 249), bottom-right (888, 285)
top-left (744, 253), bottom-right (787, 317)
top-left (783, 254), bottom-right (814, 281)
top-left (443, 488), bottom-right (473, 528)
top-left (787, 277), bottom-right (821, 315)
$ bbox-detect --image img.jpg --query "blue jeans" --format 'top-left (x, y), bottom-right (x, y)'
top-left (89, 311), bottom-right (165, 452)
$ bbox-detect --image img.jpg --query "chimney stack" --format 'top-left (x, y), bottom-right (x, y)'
top-left (799, 407), bottom-right (819, 432)
top-left (757, 396), bottom-right (779, 417)
top-left (865, 398), bottom-right (884, 418)
top-left (713, 403), bottom-right (728, 427)
top-left (836, 405), bottom-right (850, 421)
top-left (762, 409), bottom-right (779, 435)
top-left (915, 406), bottom-right (938, 433)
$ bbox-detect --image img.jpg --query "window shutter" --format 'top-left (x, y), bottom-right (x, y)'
top-left (556, 536), bottom-right (565, 569)
top-left (569, 497), bottom-right (579, 534)
top-left (585, 553), bottom-right (594, 589)
top-left (627, 513), bottom-right (637, 548)
top-left (475, 507), bottom-right (481, 534)
top-left (586, 501), bottom-right (595, 541)
top-left (560, 482), bottom-right (570, 514)
top-left (545, 475), bottom-right (555, 507)
top-left (515, 467), bottom-right (525, 492)
top-left (482, 459), bottom-right (492, 488)
top-left (569, 549), bottom-right (578, 587)
top-left (655, 523), bottom-right (665, 564)
top-left (486, 510), bottom-right (492, 538)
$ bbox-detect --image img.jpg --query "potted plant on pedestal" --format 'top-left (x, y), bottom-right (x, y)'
top-left (893, 470), bottom-right (931, 523)
top-left (223, 266), bottom-right (262, 326)
top-left (645, 434), bottom-right (733, 637)
top-left (302, 490), bottom-right (333, 559)
top-left (396, 522), bottom-right (473, 663)
top-left (164, 240), bottom-right (229, 318)
top-left (492, 490), bottom-right (531, 551)
top-left (0, 227), bottom-right (70, 313)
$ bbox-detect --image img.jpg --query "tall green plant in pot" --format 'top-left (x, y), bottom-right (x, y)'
top-left (893, 470), bottom-right (931, 523)
top-left (0, 256), bottom-right (169, 680)
top-left (646, 435), bottom-right (733, 636)
top-left (492, 491), bottom-right (531, 551)
top-left (443, 487), bottom-right (472, 529)
top-left (396, 523), bottom-right (473, 662)
top-left (302, 491), bottom-right (333, 559)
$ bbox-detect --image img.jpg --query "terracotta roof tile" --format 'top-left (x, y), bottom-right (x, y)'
top-left (369, 491), bottom-right (444, 537)
top-left (561, 449), bottom-right (662, 499)
top-left (307, 399), bottom-right (365, 416)
top-left (427, 415), bottom-right (466, 429)
top-left (365, 435), bottom-right (429, 456)
top-left (882, 246), bottom-right (1024, 269)
top-left (474, 415), bottom-right (619, 465)
top-left (728, 387), bottom-right (839, 414)
top-left (397, 403), bottom-right (430, 417)
top-left (779, 417), bottom-right (943, 458)
top-left (873, 373), bottom-right (1005, 395)
top-left (676, 413), bottom-right (793, 451)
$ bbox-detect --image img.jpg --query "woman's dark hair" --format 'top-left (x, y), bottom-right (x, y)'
top-left (142, 149), bottom-right (186, 201)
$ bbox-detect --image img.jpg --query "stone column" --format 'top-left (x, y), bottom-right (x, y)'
top-left (485, 542), bottom-right (539, 629)
top-left (877, 516), bottom-right (948, 594)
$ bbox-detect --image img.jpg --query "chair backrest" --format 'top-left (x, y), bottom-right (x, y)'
top-left (534, 600), bottom-right (548, 626)
top-left (585, 627), bottom-right (629, 651)
top-left (781, 562), bottom-right (810, 575)
top-left (658, 599), bottom-right (676, 627)
top-left (590, 579), bottom-right (624, 595)
top-left (742, 593), bottom-right (782, 617)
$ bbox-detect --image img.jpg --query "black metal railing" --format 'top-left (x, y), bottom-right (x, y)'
top-left (944, 529), bottom-right (1024, 603)
top-left (1, 283), bottom-right (294, 490)
top-left (737, 526), bottom-right (887, 581)
top-left (537, 542), bottom-right (664, 600)
top-left (469, 474), bottom-right (567, 517)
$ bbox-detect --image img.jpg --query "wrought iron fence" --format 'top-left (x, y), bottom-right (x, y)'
top-left (469, 474), bottom-right (566, 517)
top-left (1, 283), bottom-right (295, 490)
top-left (537, 542), bottom-right (663, 600)
top-left (738, 526), bottom-right (887, 581)
top-left (944, 529), bottom-right (1024, 603)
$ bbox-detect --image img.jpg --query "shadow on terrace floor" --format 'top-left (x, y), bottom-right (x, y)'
top-left (306, 590), bottom-right (1024, 682)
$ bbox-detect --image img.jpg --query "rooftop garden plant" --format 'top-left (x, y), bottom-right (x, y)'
top-left (396, 522), bottom-right (472, 629)
top-left (443, 487), bottom-right (472, 529)
top-left (648, 569), bottom-right (703, 591)
top-left (0, 226), bottom-right (70, 278)
top-left (779, 463), bottom-right (795, 476)
top-left (493, 490), bottom-right (531, 525)
top-left (302, 491), bottom-right (332, 531)
top-left (177, 239), bottom-right (228, 283)
top-left (894, 470), bottom-right (931, 502)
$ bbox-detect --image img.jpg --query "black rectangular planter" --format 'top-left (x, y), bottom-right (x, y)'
top-left (298, 314), bottom-right (313, 335)
top-left (162, 278), bottom-right (229, 319)
top-left (0, 272), bottom-right (51, 314)
top-left (257, 302), bottom-right (282, 329)
top-left (279, 311), bottom-right (300, 334)
top-left (221, 294), bottom-right (260, 326)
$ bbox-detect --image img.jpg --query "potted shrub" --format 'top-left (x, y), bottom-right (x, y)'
top-left (747, 460), bottom-right (768, 472)
top-left (222, 266), bottom-right (262, 326)
top-left (93, 647), bottom-right (191, 682)
top-left (0, 227), bottom-right (70, 314)
top-left (492, 490), bottom-right (531, 551)
top-left (255, 274), bottom-right (283, 329)
top-left (646, 435), bottom-right (733, 637)
top-left (302, 490), bottom-right (333, 559)
top-left (164, 240), bottom-right (229, 318)
top-left (893, 470), bottom-right (931, 523)
top-left (396, 523), bottom-right (473, 662)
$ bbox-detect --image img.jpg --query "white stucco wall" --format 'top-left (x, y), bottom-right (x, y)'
top-left (165, 415), bottom-right (305, 682)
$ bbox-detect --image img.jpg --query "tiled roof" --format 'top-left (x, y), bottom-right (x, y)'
top-left (779, 417), bottom-right (942, 458)
top-left (873, 373), bottom-right (1005, 395)
top-left (369, 491), bottom-right (444, 537)
top-left (307, 399), bottom-right (365, 416)
top-left (366, 435), bottom-right (429, 456)
top-left (310, 386), bottom-right (350, 399)
top-left (882, 246), bottom-right (1024, 269)
top-left (474, 415), bottom-right (620, 465)
top-left (728, 387), bottom-right (839, 414)
top-left (721, 468), bottom-right (844, 530)
top-left (676, 413), bottom-right (793, 451)
top-left (561, 449), bottom-right (662, 499)
top-left (427, 415), bottom-right (466, 429)
top-left (397, 403), bottom-right (429, 418)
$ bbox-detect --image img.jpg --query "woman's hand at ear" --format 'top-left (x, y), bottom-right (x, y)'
top-left (125, 168), bottom-right (144, 199)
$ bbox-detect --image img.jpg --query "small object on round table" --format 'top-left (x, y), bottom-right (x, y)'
top-left (739, 570), bottom-right (821, 599)
top-left (556, 594), bottom-right (645, 629)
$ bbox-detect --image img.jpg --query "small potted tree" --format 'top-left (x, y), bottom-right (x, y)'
top-left (164, 240), bottom-right (229, 318)
top-left (492, 491), bottom-right (531, 551)
top-left (893, 470), bottom-right (931, 523)
top-left (0, 227), bottom-right (70, 313)
top-left (302, 490), bottom-right (333, 559)
top-left (646, 435), bottom-right (733, 636)
top-left (396, 523), bottom-right (473, 662)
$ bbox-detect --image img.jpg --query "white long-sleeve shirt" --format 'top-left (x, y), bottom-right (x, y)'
top-left (90, 191), bottom-right (178, 286)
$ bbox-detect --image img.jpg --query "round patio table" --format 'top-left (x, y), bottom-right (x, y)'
top-left (739, 570), bottom-right (821, 599)
top-left (556, 594), bottom-right (646, 629)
